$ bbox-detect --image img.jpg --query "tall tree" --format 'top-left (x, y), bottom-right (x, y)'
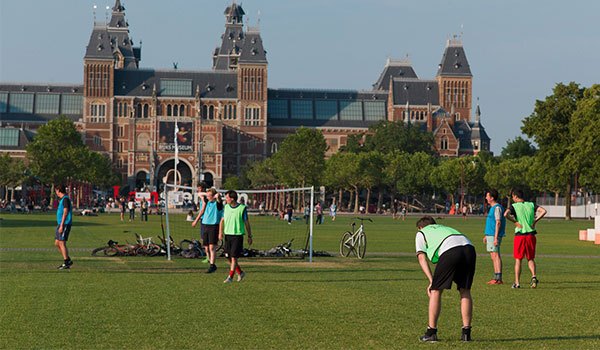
top-left (247, 158), bottom-right (278, 188)
top-left (500, 136), bottom-right (537, 159)
top-left (521, 82), bottom-right (584, 219)
top-left (358, 151), bottom-right (386, 212)
top-left (363, 121), bottom-right (435, 154)
top-left (484, 157), bottom-right (533, 202)
top-left (272, 127), bottom-right (327, 187)
top-left (0, 154), bottom-right (26, 201)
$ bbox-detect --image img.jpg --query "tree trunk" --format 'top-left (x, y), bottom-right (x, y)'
top-left (554, 192), bottom-right (559, 206)
top-left (366, 188), bottom-right (371, 213)
top-left (565, 182), bottom-right (572, 220)
top-left (354, 187), bottom-right (360, 214)
top-left (377, 185), bottom-right (384, 214)
top-left (338, 188), bottom-right (343, 209)
top-left (347, 190), bottom-right (353, 211)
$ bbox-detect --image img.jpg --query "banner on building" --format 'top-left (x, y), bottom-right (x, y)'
top-left (159, 122), bottom-right (193, 152)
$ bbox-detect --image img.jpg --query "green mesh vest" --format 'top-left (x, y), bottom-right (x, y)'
top-left (224, 203), bottom-right (246, 235)
top-left (420, 224), bottom-right (464, 263)
top-left (512, 201), bottom-right (536, 234)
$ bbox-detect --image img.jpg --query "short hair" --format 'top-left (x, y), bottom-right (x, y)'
top-left (225, 190), bottom-right (238, 201)
top-left (487, 189), bottom-right (499, 201)
top-left (55, 184), bottom-right (66, 194)
top-left (416, 216), bottom-right (436, 229)
top-left (512, 189), bottom-right (524, 199)
top-left (197, 181), bottom-right (208, 189)
top-left (206, 188), bottom-right (217, 195)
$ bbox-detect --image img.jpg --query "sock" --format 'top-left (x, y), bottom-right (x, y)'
top-left (498, 273), bottom-right (502, 280)
top-left (425, 327), bottom-right (437, 336)
top-left (462, 326), bottom-right (472, 333)
top-left (532, 275), bottom-right (537, 279)
top-left (229, 270), bottom-right (235, 278)
top-left (235, 266), bottom-right (242, 274)
top-left (64, 258), bottom-right (71, 263)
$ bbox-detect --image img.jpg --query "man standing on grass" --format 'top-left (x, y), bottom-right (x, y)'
top-left (219, 190), bottom-right (252, 283)
top-left (484, 189), bottom-right (506, 284)
top-left (192, 188), bottom-right (223, 274)
top-left (55, 185), bottom-right (73, 270)
top-left (504, 189), bottom-right (547, 289)
top-left (415, 216), bottom-right (476, 342)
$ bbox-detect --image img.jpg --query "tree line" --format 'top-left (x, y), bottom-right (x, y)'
top-left (226, 82), bottom-right (599, 219)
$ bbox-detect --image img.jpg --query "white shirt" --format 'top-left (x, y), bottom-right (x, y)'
top-left (415, 231), bottom-right (472, 258)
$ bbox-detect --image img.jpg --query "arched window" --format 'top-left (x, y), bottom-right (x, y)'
top-left (202, 105), bottom-right (207, 119)
top-left (143, 104), bottom-right (149, 118)
top-left (441, 137), bottom-right (448, 150)
top-left (167, 104), bottom-right (172, 116)
top-left (180, 105), bottom-right (185, 117)
top-left (173, 104), bottom-right (179, 117)
top-left (136, 103), bottom-right (142, 118)
top-left (271, 142), bottom-right (278, 154)
top-left (209, 106), bottom-right (214, 120)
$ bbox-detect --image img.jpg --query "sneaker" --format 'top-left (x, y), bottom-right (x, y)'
top-left (65, 259), bottom-right (73, 267)
top-left (496, 280), bottom-right (503, 285)
top-left (511, 283), bottom-right (520, 289)
top-left (487, 279), bottom-right (498, 284)
top-left (419, 334), bottom-right (438, 342)
top-left (201, 258), bottom-right (210, 264)
top-left (531, 276), bottom-right (539, 289)
top-left (58, 263), bottom-right (70, 270)
top-left (461, 327), bottom-right (472, 341)
top-left (237, 271), bottom-right (245, 282)
top-left (205, 265), bottom-right (217, 274)
top-left (223, 276), bottom-right (233, 283)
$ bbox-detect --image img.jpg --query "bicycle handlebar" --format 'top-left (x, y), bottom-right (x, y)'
top-left (354, 217), bottom-right (373, 222)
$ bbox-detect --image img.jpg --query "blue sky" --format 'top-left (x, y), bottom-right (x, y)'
top-left (1, 0), bottom-right (599, 154)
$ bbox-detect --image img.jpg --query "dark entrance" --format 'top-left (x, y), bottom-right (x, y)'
top-left (157, 160), bottom-right (193, 191)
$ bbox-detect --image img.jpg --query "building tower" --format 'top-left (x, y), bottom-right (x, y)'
top-left (436, 36), bottom-right (472, 123)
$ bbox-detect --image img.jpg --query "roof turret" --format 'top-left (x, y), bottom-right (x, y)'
top-left (224, 0), bottom-right (245, 24)
top-left (436, 37), bottom-right (472, 77)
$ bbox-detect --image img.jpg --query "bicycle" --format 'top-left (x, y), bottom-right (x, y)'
top-left (92, 239), bottom-right (136, 257)
top-left (340, 217), bottom-right (372, 259)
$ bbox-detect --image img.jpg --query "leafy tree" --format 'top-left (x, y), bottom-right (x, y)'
top-left (395, 152), bottom-right (436, 207)
top-left (363, 121), bottom-right (435, 154)
top-left (521, 82), bottom-right (584, 219)
top-left (567, 84), bottom-right (600, 192)
top-left (324, 152), bottom-right (362, 212)
top-left (26, 116), bottom-right (88, 185)
top-left (339, 133), bottom-right (365, 153)
top-left (484, 157), bottom-right (533, 202)
top-left (247, 158), bottom-right (278, 188)
top-left (0, 154), bottom-right (26, 201)
top-left (222, 175), bottom-right (243, 190)
top-left (272, 127), bottom-right (327, 187)
top-left (500, 136), bottom-right (537, 159)
top-left (384, 151), bottom-right (411, 206)
top-left (358, 151), bottom-right (387, 212)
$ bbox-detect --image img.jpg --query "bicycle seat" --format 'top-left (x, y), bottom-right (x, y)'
top-left (108, 240), bottom-right (118, 245)
top-left (350, 222), bottom-right (356, 226)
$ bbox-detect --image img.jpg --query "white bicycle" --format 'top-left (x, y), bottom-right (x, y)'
top-left (340, 217), bottom-right (372, 259)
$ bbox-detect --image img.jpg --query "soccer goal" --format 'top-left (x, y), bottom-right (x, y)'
top-left (164, 184), bottom-right (315, 261)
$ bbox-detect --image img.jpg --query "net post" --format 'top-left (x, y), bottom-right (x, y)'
top-left (165, 188), bottom-right (172, 261)
top-left (309, 186), bottom-right (314, 262)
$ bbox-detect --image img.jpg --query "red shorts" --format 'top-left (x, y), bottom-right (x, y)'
top-left (514, 234), bottom-right (536, 260)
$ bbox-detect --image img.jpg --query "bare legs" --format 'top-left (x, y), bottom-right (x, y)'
top-left (515, 258), bottom-right (536, 285)
top-left (428, 289), bottom-right (472, 329)
top-left (490, 252), bottom-right (502, 275)
top-left (55, 240), bottom-right (69, 260)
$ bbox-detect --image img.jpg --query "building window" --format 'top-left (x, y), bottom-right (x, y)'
top-left (93, 135), bottom-right (102, 146)
top-left (340, 101), bottom-right (363, 121)
top-left (0, 92), bottom-right (8, 113)
top-left (117, 126), bottom-right (124, 137)
top-left (60, 95), bottom-right (83, 115)
top-left (117, 158), bottom-right (123, 169)
top-left (271, 142), bottom-right (278, 153)
top-left (473, 140), bottom-right (479, 150)
top-left (268, 99), bottom-right (288, 119)
top-left (249, 139), bottom-right (256, 149)
top-left (441, 138), bottom-right (448, 150)
top-left (90, 102), bottom-right (106, 123)
top-left (9, 93), bottom-right (34, 113)
top-left (180, 105), bottom-right (185, 117)
top-left (290, 100), bottom-right (313, 120)
top-left (167, 104), bottom-right (172, 116)
top-left (35, 94), bottom-right (60, 114)
top-left (209, 106), bottom-right (214, 120)
top-left (117, 141), bottom-right (124, 153)
top-left (244, 106), bottom-right (260, 126)
top-left (315, 100), bottom-right (338, 121)
top-left (202, 105), bottom-right (207, 119)
top-left (455, 112), bottom-right (460, 121)
top-left (143, 104), bottom-right (149, 118)
top-left (136, 103), bottom-right (142, 118)
top-left (160, 80), bottom-right (192, 96)
top-left (0, 129), bottom-right (19, 146)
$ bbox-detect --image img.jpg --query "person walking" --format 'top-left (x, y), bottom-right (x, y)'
top-left (504, 189), bottom-right (547, 289)
top-left (330, 200), bottom-right (337, 221)
top-left (483, 189), bottom-right (506, 284)
top-left (400, 205), bottom-right (407, 221)
top-left (415, 216), bottom-right (476, 342)
top-left (219, 190), bottom-right (252, 283)
top-left (140, 197), bottom-right (148, 221)
top-left (193, 188), bottom-right (223, 274)
top-left (303, 202), bottom-right (310, 224)
top-left (119, 197), bottom-right (126, 221)
top-left (285, 201), bottom-right (294, 225)
top-left (392, 199), bottom-right (399, 219)
top-left (127, 197), bottom-right (135, 221)
top-left (315, 202), bottom-right (323, 225)
top-left (54, 185), bottom-right (73, 270)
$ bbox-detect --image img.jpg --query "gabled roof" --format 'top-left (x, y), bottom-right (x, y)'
top-left (436, 39), bottom-right (472, 77)
top-left (373, 59), bottom-right (418, 90)
top-left (114, 69), bottom-right (238, 99)
top-left (392, 79), bottom-right (439, 105)
top-left (224, 1), bottom-right (245, 24)
top-left (239, 31), bottom-right (267, 64)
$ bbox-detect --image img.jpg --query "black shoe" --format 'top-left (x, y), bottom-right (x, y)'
top-left (58, 263), bottom-right (70, 270)
top-left (65, 259), bottom-right (73, 267)
top-left (205, 264), bottom-right (217, 274)
top-left (419, 334), bottom-right (438, 342)
top-left (461, 327), bottom-right (472, 341)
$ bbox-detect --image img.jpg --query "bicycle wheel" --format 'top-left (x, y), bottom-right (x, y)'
top-left (180, 240), bottom-right (195, 251)
top-left (92, 247), bottom-right (108, 256)
top-left (340, 231), bottom-right (353, 257)
top-left (133, 246), bottom-right (147, 256)
top-left (356, 233), bottom-right (367, 259)
top-left (146, 244), bottom-right (162, 257)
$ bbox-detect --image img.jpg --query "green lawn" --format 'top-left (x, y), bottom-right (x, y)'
top-left (1, 213), bottom-right (599, 349)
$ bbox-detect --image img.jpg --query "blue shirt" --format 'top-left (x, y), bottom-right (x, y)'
top-left (485, 203), bottom-right (505, 237)
top-left (201, 200), bottom-right (223, 225)
top-left (57, 195), bottom-right (72, 225)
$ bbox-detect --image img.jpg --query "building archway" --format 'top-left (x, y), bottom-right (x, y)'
top-left (135, 170), bottom-right (148, 190)
top-left (157, 159), bottom-right (193, 191)
top-left (202, 172), bottom-right (214, 188)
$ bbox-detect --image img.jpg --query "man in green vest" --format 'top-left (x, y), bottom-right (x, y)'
top-left (415, 216), bottom-right (476, 342)
top-left (219, 190), bottom-right (252, 283)
top-left (504, 189), bottom-right (547, 289)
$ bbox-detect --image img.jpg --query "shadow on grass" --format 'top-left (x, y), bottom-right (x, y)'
top-left (264, 278), bottom-right (422, 283)
top-left (0, 219), bottom-right (104, 228)
top-left (493, 335), bottom-right (600, 342)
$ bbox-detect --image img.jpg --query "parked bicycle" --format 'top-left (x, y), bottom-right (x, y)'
top-left (92, 231), bottom-right (161, 257)
top-left (340, 217), bottom-right (372, 259)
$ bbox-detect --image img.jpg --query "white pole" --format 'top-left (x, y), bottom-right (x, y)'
top-left (165, 188), bottom-right (171, 261)
top-left (174, 121), bottom-right (179, 189)
top-left (309, 186), bottom-right (314, 262)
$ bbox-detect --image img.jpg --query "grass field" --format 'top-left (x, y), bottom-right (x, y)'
top-left (1, 212), bottom-right (599, 349)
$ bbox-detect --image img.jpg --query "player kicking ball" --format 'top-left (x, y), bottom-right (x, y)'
top-left (219, 190), bottom-right (252, 283)
top-left (415, 216), bottom-right (476, 342)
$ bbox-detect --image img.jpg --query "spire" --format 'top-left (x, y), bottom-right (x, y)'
top-left (112, 0), bottom-right (125, 12)
top-left (475, 103), bottom-right (481, 123)
top-left (224, 1), bottom-right (245, 24)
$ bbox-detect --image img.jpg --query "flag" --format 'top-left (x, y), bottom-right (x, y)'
top-left (174, 121), bottom-right (179, 186)
top-left (406, 101), bottom-right (410, 124)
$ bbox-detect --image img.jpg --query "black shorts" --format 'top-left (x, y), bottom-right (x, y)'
top-left (224, 235), bottom-right (244, 258)
top-left (431, 245), bottom-right (476, 291)
top-left (55, 224), bottom-right (72, 241)
top-left (202, 224), bottom-right (219, 246)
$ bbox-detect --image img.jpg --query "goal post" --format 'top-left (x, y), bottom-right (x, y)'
top-left (164, 184), bottom-right (315, 262)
